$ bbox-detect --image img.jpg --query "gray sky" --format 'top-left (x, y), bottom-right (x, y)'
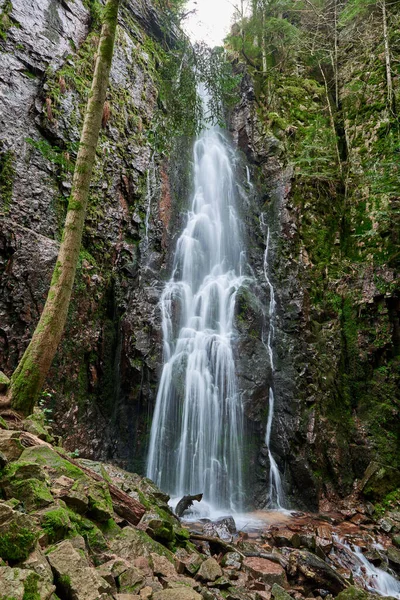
top-left (183, 0), bottom-right (239, 46)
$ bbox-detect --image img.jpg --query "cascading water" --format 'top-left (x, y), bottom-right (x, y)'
top-left (147, 125), bottom-right (249, 512)
top-left (332, 537), bottom-right (400, 598)
top-left (260, 215), bottom-right (286, 509)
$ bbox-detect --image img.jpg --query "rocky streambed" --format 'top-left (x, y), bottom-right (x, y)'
top-left (0, 413), bottom-right (400, 600)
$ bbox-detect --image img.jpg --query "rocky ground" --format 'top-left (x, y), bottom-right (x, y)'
top-left (1, 412), bottom-right (400, 600)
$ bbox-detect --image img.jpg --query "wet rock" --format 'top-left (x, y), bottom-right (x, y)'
top-left (197, 557), bottom-right (223, 582)
top-left (46, 540), bottom-right (112, 600)
top-left (243, 557), bottom-right (287, 587)
top-left (203, 516), bottom-right (237, 541)
top-left (392, 535), bottom-right (400, 548)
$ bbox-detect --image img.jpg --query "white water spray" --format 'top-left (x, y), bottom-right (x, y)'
top-left (147, 126), bottom-right (249, 512)
top-left (261, 214), bottom-right (286, 509)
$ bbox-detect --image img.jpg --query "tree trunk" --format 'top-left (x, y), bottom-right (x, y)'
top-left (6, 0), bottom-right (120, 416)
top-left (381, 0), bottom-right (394, 110)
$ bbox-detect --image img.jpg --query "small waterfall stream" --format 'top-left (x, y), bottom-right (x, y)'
top-left (261, 215), bottom-right (286, 509)
top-left (147, 126), bottom-right (249, 512)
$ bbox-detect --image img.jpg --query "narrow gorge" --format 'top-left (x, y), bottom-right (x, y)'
top-left (0, 0), bottom-right (399, 599)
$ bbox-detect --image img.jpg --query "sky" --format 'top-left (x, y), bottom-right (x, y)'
top-left (183, 0), bottom-right (239, 46)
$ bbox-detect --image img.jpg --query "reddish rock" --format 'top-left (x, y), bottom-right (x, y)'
top-left (243, 558), bottom-right (287, 587)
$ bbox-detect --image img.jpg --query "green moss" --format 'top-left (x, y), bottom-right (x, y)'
top-left (0, 146), bottom-right (15, 211)
top-left (22, 572), bottom-right (40, 600)
top-left (0, 523), bottom-right (37, 562)
top-left (18, 446), bottom-right (86, 480)
top-left (0, 0), bottom-right (13, 41)
top-left (41, 508), bottom-right (72, 543)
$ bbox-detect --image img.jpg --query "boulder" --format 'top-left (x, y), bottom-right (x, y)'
top-left (274, 529), bottom-right (301, 548)
top-left (336, 585), bottom-right (397, 600)
top-left (0, 501), bottom-right (38, 562)
top-left (46, 540), bottom-right (112, 600)
top-left (0, 566), bottom-right (55, 600)
top-left (139, 512), bottom-right (174, 541)
top-left (288, 550), bottom-right (347, 595)
top-left (387, 546), bottom-right (400, 573)
top-left (197, 557), bottom-right (223, 582)
top-left (243, 557), bottom-right (287, 587)
top-left (110, 526), bottom-right (175, 562)
top-left (0, 430), bottom-right (24, 461)
top-left (151, 552), bottom-right (178, 578)
top-left (153, 588), bottom-right (203, 600)
top-left (222, 552), bottom-right (242, 569)
top-left (271, 584), bottom-right (292, 600)
top-left (118, 566), bottom-right (145, 593)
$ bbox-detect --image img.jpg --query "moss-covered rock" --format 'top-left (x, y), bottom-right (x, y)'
top-left (0, 371), bottom-right (10, 393)
top-left (0, 502), bottom-right (38, 562)
top-left (40, 507), bottom-right (73, 543)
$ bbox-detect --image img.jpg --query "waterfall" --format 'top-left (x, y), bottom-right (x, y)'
top-left (261, 215), bottom-right (286, 509)
top-left (147, 126), bottom-right (248, 512)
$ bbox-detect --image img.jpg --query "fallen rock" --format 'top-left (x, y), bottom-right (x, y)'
top-left (0, 501), bottom-right (38, 562)
top-left (274, 529), bottom-right (301, 548)
top-left (0, 430), bottom-right (24, 461)
top-left (271, 583), bottom-right (292, 600)
top-left (0, 566), bottom-right (55, 600)
top-left (110, 526), bottom-right (175, 562)
top-left (243, 557), bottom-right (287, 587)
top-left (47, 539), bottom-right (112, 600)
top-left (153, 588), bottom-right (203, 600)
top-left (288, 550), bottom-right (347, 595)
top-left (387, 546), bottom-right (400, 573)
top-left (197, 557), bottom-right (223, 582)
top-left (118, 566), bottom-right (145, 593)
top-left (151, 552), bottom-right (178, 578)
top-left (222, 551), bottom-right (242, 569)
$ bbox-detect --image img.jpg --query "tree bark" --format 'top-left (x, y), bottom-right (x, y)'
top-left (6, 0), bottom-right (120, 416)
top-left (381, 0), bottom-right (394, 110)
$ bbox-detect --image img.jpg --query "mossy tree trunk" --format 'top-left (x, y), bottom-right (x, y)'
top-left (6, 0), bottom-right (120, 416)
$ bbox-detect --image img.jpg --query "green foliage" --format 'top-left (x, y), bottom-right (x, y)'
top-left (26, 138), bottom-right (75, 177)
top-left (0, 0), bottom-right (13, 41)
top-left (0, 145), bottom-right (15, 210)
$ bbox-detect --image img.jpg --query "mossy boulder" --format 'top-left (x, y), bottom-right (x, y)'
top-left (110, 526), bottom-right (175, 563)
top-left (336, 586), bottom-right (397, 600)
top-left (18, 445), bottom-right (85, 481)
top-left (0, 566), bottom-right (55, 600)
top-left (86, 480), bottom-right (113, 522)
top-left (0, 501), bottom-right (38, 562)
top-left (0, 371), bottom-right (10, 392)
top-left (139, 512), bottom-right (175, 542)
top-left (361, 462), bottom-right (400, 501)
top-left (40, 507), bottom-right (73, 543)
top-left (46, 540), bottom-right (112, 600)
top-left (23, 412), bottom-right (54, 443)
